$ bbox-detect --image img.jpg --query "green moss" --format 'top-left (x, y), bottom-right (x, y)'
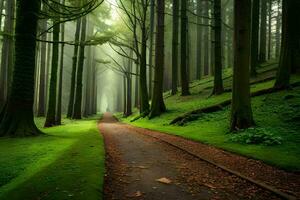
top-left (0, 117), bottom-right (104, 200)
top-left (118, 74), bottom-right (300, 171)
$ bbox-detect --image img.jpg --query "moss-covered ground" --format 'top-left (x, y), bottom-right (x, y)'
top-left (117, 63), bottom-right (300, 171)
top-left (0, 116), bottom-right (104, 200)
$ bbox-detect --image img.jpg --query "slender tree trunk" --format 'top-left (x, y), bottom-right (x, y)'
top-left (123, 75), bottom-right (127, 116)
top-left (126, 50), bottom-right (133, 116)
top-left (0, 0), bottom-right (15, 107)
top-left (148, 0), bottom-right (155, 99)
top-left (55, 17), bottom-right (65, 125)
top-left (134, 63), bottom-right (139, 108)
top-left (203, 1), bottom-right (210, 75)
top-left (171, 0), bottom-right (179, 95)
top-left (275, 0), bottom-right (281, 58)
top-left (44, 18), bottom-right (60, 127)
top-left (139, 23), bottom-right (150, 115)
top-left (267, 0), bottom-right (272, 60)
top-left (37, 20), bottom-right (47, 117)
top-left (230, 0), bottom-right (254, 131)
top-left (274, 0), bottom-right (300, 89)
top-left (67, 18), bottom-right (81, 118)
top-left (212, 0), bottom-right (224, 95)
top-left (250, 0), bottom-right (260, 77)
top-left (259, 0), bottom-right (267, 62)
top-left (196, 0), bottom-right (202, 80)
top-left (180, 0), bottom-right (190, 96)
top-left (72, 16), bottom-right (87, 119)
top-left (0, 0), bottom-right (42, 136)
top-left (149, 0), bottom-right (166, 118)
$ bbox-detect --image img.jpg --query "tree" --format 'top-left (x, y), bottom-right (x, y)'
top-left (180, 0), bottom-right (190, 96)
top-left (212, 0), bottom-right (224, 95)
top-left (148, 0), bottom-right (155, 99)
top-left (149, 0), bottom-right (166, 118)
top-left (274, 0), bottom-right (300, 89)
top-left (44, 14), bottom-right (60, 127)
top-left (259, 0), bottom-right (267, 62)
top-left (67, 18), bottom-right (81, 118)
top-left (0, 0), bottom-right (42, 136)
top-left (37, 18), bottom-right (48, 117)
top-left (0, 0), bottom-right (15, 107)
top-left (72, 16), bottom-right (87, 119)
top-left (196, 0), bottom-right (202, 80)
top-left (250, 0), bottom-right (260, 77)
top-left (230, 0), bottom-right (254, 131)
top-left (55, 13), bottom-right (65, 125)
top-left (171, 0), bottom-right (179, 95)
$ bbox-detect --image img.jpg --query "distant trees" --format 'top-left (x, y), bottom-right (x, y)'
top-left (259, 0), bottom-right (267, 63)
top-left (149, 0), bottom-right (166, 118)
top-left (274, 0), bottom-right (300, 89)
top-left (230, 0), bottom-right (254, 131)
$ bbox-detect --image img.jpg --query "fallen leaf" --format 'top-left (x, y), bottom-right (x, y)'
top-left (156, 177), bottom-right (172, 184)
top-left (126, 191), bottom-right (143, 197)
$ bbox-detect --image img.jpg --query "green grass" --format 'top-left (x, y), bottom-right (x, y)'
top-left (0, 117), bottom-right (104, 200)
top-left (117, 70), bottom-right (300, 171)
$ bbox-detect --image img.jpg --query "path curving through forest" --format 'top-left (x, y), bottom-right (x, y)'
top-left (98, 113), bottom-right (299, 200)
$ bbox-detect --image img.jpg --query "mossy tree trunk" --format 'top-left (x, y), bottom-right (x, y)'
top-left (44, 17), bottom-right (60, 127)
top-left (171, 0), bottom-right (179, 95)
top-left (67, 18), bottom-right (81, 118)
top-left (149, 0), bottom-right (166, 118)
top-left (230, 0), bottom-right (254, 131)
top-left (72, 16), bottom-right (87, 119)
top-left (0, 0), bottom-right (42, 137)
top-left (274, 0), bottom-right (300, 89)
top-left (250, 0), bottom-right (260, 77)
top-left (212, 0), bottom-right (224, 95)
top-left (148, 0), bottom-right (155, 99)
top-left (180, 0), bottom-right (190, 96)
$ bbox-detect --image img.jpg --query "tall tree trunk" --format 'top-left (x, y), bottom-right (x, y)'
top-left (180, 0), bottom-right (190, 96)
top-left (67, 18), bottom-right (81, 118)
top-left (196, 0), bottom-right (202, 80)
top-left (212, 0), bottom-right (224, 95)
top-left (250, 0), bottom-right (260, 77)
top-left (267, 0), bottom-right (272, 60)
top-left (123, 75), bottom-right (127, 116)
top-left (139, 23), bottom-right (150, 115)
top-left (148, 0), bottom-right (155, 99)
top-left (275, 0), bottom-right (281, 58)
top-left (149, 0), bottom-right (166, 118)
top-left (274, 0), bottom-right (300, 89)
top-left (55, 16), bottom-right (65, 125)
top-left (0, 0), bottom-right (15, 107)
top-left (44, 18), bottom-right (60, 127)
top-left (230, 0), bottom-right (254, 131)
top-left (126, 50), bottom-right (133, 116)
top-left (134, 63), bottom-right (139, 108)
top-left (37, 19), bottom-right (47, 117)
top-left (72, 16), bottom-right (87, 119)
top-left (171, 0), bottom-right (179, 95)
top-left (0, 0), bottom-right (42, 136)
top-left (203, 1), bottom-right (210, 75)
top-left (259, 0), bottom-right (267, 62)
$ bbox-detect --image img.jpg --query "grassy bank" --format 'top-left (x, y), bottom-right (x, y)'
top-left (0, 117), bottom-right (104, 200)
top-left (117, 67), bottom-right (300, 171)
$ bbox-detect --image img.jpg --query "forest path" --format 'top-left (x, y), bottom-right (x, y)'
top-left (98, 113), bottom-right (292, 200)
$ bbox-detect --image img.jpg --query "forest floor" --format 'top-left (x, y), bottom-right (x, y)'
top-left (0, 117), bottom-right (105, 200)
top-left (100, 113), bottom-right (299, 200)
top-left (117, 61), bottom-right (300, 171)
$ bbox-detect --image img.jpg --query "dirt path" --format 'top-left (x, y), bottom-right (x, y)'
top-left (98, 113), bottom-right (298, 200)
